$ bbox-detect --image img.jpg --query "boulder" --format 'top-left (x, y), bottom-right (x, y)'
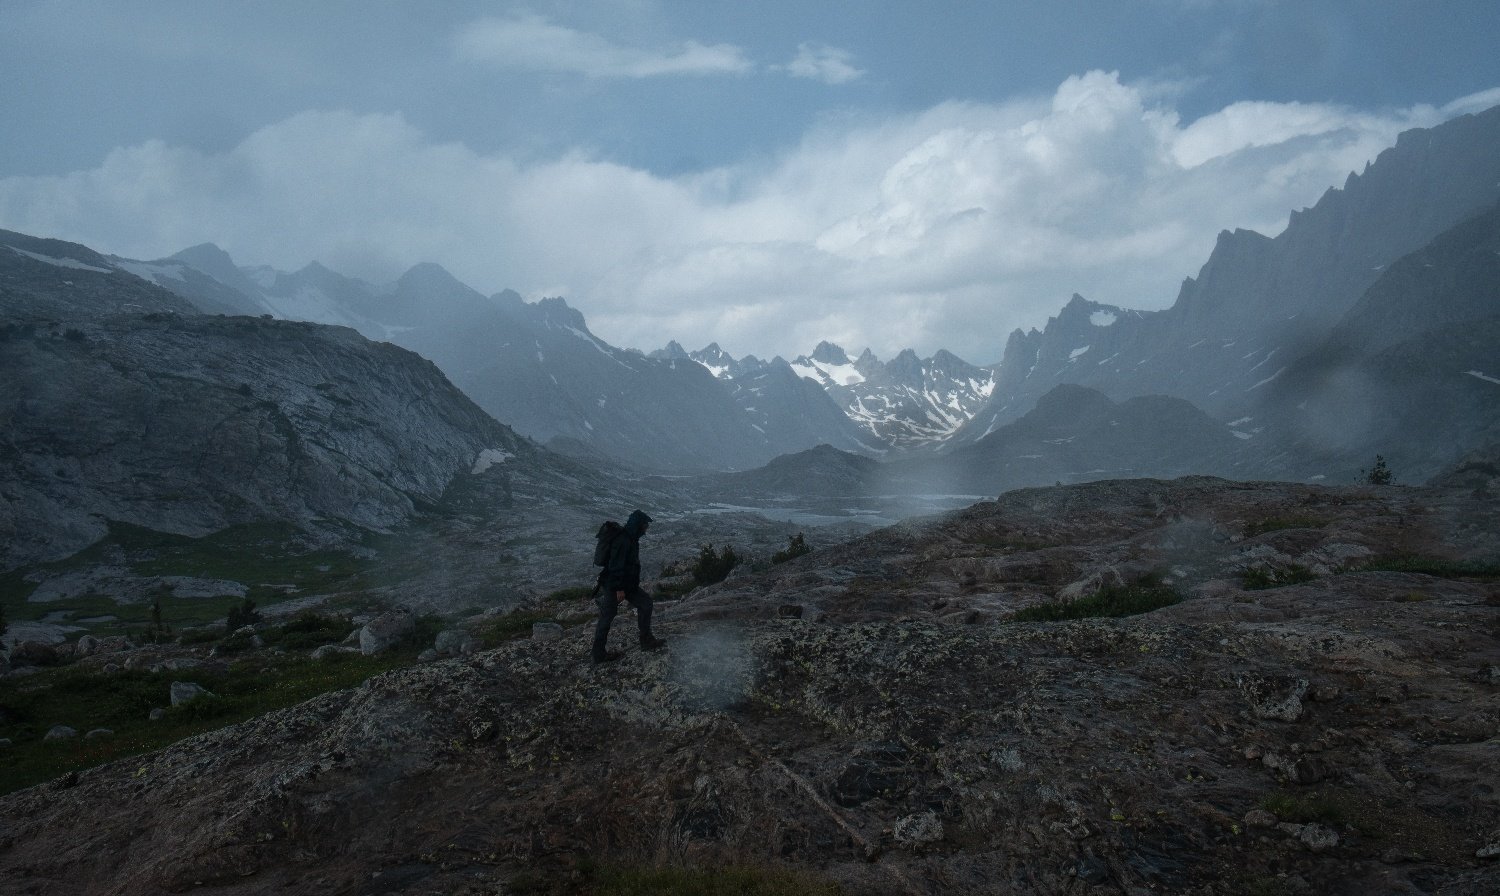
top-left (84, 728), bottom-right (114, 740)
top-left (75, 635), bottom-right (100, 658)
top-left (360, 609), bottom-right (415, 655)
top-left (169, 682), bottom-right (214, 706)
top-left (434, 629), bottom-right (474, 657)
top-left (310, 645), bottom-right (359, 661)
top-left (44, 725), bottom-right (78, 742)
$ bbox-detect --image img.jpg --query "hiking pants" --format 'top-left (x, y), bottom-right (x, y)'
top-left (593, 586), bottom-right (654, 658)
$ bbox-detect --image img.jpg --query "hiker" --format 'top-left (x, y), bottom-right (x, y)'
top-left (592, 509), bottom-right (666, 663)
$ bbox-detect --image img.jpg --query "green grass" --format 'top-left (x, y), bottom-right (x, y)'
top-left (0, 649), bottom-right (418, 795)
top-left (510, 861), bottom-right (843, 895)
top-left (0, 519), bottom-right (388, 638)
top-left (1241, 565), bottom-right (1318, 590)
top-left (1242, 516), bottom-right (1328, 537)
top-left (473, 607), bottom-right (591, 649)
top-left (1010, 581), bottom-right (1180, 622)
top-left (1259, 790), bottom-right (1348, 828)
top-left (1357, 555), bottom-right (1500, 581)
top-left (545, 585), bottom-right (598, 603)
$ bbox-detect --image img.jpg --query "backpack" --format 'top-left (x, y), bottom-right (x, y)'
top-left (591, 520), bottom-right (624, 597)
top-left (593, 520), bottom-right (623, 567)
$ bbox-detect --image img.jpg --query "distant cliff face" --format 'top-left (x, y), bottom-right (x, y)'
top-left (0, 234), bottom-right (530, 569)
top-left (962, 106), bottom-right (1500, 440)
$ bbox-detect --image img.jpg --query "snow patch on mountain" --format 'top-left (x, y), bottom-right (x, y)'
top-left (114, 259), bottom-right (187, 284)
top-left (470, 448), bottom-right (514, 474)
top-left (8, 246), bottom-right (114, 273)
top-left (791, 358), bottom-right (865, 386)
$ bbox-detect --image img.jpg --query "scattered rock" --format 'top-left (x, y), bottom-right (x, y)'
top-left (1237, 674), bottom-right (1309, 722)
top-left (169, 682), bottom-right (213, 707)
top-left (417, 649), bottom-right (439, 663)
top-left (892, 811), bottom-right (943, 848)
top-left (359, 609), bottom-right (415, 655)
top-left (1073, 855), bottom-right (1111, 885)
top-left (530, 622), bottom-right (564, 642)
top-left (148, 708), bottom-right (166, 721)
top-left (1310, 683), bottom-right (1341, 702)
top-left (44, 725), bottom-right (78, 742)
top-left (434, 629), bottom-right (474, 657)
top-left (75, 634), bottom-right (100, 658)
top-left (1244, 809), bottom-right (1278, 829)
top-left (0, 738), bottom-right (11, 748)
top-left (310, 645), bottom-right (359, 661)
top-left (1299, 823), bottom-right (1339, 852)
top-left (776, 604), bottom-right (804, 619)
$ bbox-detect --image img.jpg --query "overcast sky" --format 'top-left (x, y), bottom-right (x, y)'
top-left (3, 1), bottom-right (1498, 363)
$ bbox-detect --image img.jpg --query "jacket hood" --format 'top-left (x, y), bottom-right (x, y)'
top-left (624, 509), bottom-right (653, 537)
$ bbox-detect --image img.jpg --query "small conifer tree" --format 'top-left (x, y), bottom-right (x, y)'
top-left (772, 532), bottom-right (812, 564)
top-left (1362, 455), bottom-right (1394, 485)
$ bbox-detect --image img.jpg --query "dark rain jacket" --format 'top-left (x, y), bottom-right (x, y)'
top-left (601, 510), bottom-right (651, 594)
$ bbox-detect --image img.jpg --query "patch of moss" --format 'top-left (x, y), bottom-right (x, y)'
top-left (1010, 581), bottom-right (1180, 623)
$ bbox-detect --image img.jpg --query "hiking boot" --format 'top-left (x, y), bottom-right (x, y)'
top-left (591, 650), bottom-right (623, 666)
top-left (640, 636), bottom-right (667, 652)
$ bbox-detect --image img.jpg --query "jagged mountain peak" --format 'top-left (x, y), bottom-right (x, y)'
top-left (530, 295), bottom-right (588, 332)
top-left (810, 341), bottom-right (851, 365)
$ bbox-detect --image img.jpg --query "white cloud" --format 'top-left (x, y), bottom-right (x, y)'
top-left (0, 73), bottom-right (1485, 364)
top-left (781, 43), bottom-right (864, 84)
top-left (455, 14), bottom-right (751, 78)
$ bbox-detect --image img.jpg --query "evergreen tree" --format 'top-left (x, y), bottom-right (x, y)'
top-left (1362, 455), bottom-right (1395, 485)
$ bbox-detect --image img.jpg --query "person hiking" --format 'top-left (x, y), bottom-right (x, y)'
top-left (593, 509), bottom-right (666, 664)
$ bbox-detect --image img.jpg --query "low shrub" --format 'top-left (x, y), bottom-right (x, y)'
top-left (771, 533), bottom-right (812, 565)
top-left (691, 544), bottom-right (739, 587)
top-left (267, 611), bottom-right (353, 650)
top-left (1242, 565), bottom-right (1317, 590)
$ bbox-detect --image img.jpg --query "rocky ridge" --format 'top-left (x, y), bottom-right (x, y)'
top-left (2, 476), bottom-right (1496, 894)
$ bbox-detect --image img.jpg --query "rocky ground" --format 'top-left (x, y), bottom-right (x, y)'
top-left (1, 476), bottom-right (1497, 895)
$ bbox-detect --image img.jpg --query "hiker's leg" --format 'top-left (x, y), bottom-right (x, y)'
top-left (592, 593), bottom-right (618, 659)
top-left (629, 588), bottom-right (655, 642)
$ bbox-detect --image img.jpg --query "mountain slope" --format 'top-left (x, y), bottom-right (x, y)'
top-left (148, 253), bottom-right (823, 473)
top-left (961, 105), bottom-right (1500, 439)
top-left (0, 232), bottom-right (537, 569)
top-left (1253, 200), bottom-right (1500, 480)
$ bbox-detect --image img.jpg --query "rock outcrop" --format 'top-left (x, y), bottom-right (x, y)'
top-left (2, 477), bottom-right (1495, 894)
